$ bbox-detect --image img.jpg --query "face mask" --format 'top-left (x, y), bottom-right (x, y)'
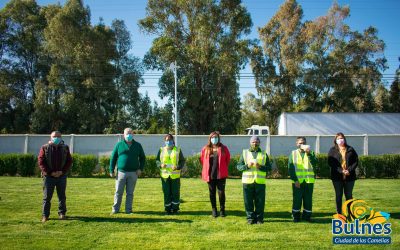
top-left (52, 137), bottom-right (61, 145)
top-left (125, 134), bottom-right (133, 142)
top-left (251, 143), bottom-right (259, 150)
top-left (211, 137), bottom-right (218, 145)
top-left (336, 139), bottom-right (345, 146)
top-left (165, 140), bottom-right (174, 147)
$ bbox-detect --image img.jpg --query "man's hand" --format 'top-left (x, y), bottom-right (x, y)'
top-left (343, 170), bottom-right (350, 176)
top-left (255, 163), bottom-right (260, 169)
top-left (172, 165), bottom-right (177, 170)
top-left (305, 148), bottom-right (311, 154)
top-left (161, 163), bottom-right (166, 168)
top-left (295, 181), bottom-right (300, 188)
top-left (136, 169), bottom-right (142, 176)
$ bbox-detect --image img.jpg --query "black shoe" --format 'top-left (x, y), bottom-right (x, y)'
top-left (172, 209), bottom-right (179, 214)
top-left (293, 218), bottom-right (300, 223)
top-left (212, 208), bottom-right (219, 218)
top-left (166, 210), bottom-right (172, 215)
top-left (303, 217), bottom-right (312, 222)
top-left (220, 210), bottom-right (226, 217)
top-left (247, 219), bottom-right (255, 225)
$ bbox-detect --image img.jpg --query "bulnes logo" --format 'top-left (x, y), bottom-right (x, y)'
top-left (332, 199), bottom-right (392, 245)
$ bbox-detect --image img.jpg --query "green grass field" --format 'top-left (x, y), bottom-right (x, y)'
top-left (0, 177), bottom-right (398, 249)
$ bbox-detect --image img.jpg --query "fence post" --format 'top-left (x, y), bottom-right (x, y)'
top-left (315, 134), bottom-right (320, 154)
top-left (363, 134), bottom-right (368, 156)
top-left (70, 134), bottom-right (75, 154)
top-left (266, 134), bottom-right (271, 156)
top-left (24, 134), bottom-right (29, 154)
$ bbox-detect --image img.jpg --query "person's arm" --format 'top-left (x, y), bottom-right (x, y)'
top-left (347, 148), bottom-right (358, 172)
top-left (139, 144), bottom-right (146, 171)
top-left (38, 146), bottom-right (49, 175)
top-left (328, 147), bottom-right (343, 174)
top-left (109, 143), bottom-right (119, 174)
top-left (62, 146), bottom-right (73, 175)
top-left (156, 149), bottom-right (162, 168)
top-left (177, 150), bottom-right (185, 170)
top-left (236, 152), bottom-right (248, 171)
top-left (260, 153), bottom-right (272, 172)
top-left (288, 152), bottom-right (298, 182)
top-left (307, 151), bottom-right (318, 167)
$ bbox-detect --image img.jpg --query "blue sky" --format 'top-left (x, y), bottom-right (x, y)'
top-left (1, 0), bottom-right (399, 105)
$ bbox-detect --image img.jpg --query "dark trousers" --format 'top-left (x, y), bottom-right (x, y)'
top-left (207, 178), bottom-right (226, 210)
top-left (161, 177), bottom-right (180, 211)
top-left (42, 175), bottom-right (67, 217)
top-left (243, 183), bottom-right (266, 222)
top-left (332, 180), bottom-right (355, 214)
top-left (292, 182), bottom-right (314, 220)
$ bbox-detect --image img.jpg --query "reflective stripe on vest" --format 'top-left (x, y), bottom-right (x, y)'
top-left (242, 149), bottom-right (267, 184)
top-left (160, 146), bottom-right (181, 179)
top-left (291, 150), bottom-right (315, 183)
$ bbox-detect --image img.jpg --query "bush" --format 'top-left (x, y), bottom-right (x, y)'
top-left (70, 154), bottom-right (97, 177)
top-left (0, 154), bottom-right (37, 176)
top-left (0, 153), bottom-right (398, 178)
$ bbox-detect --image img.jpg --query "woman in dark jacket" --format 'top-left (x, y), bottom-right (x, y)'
top-left (328, 132), bottom-right (359, 214)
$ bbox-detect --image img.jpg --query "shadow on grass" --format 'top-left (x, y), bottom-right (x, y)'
top-left (134, 210), bottom-right (247, 217)
top-left (265, 211), bottom-right (335, 224)
top-left (67, 215), bottom-right (192, 224)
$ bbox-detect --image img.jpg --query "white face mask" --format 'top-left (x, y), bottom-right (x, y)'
top-left (336, 138), bottom-right (345, 146)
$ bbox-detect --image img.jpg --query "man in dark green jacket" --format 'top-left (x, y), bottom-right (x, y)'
top-left (288, 136), bottom-right (317, 222)
top-left (110, 128), bottom-right (146, 214)
top-left (237, 136), bottom-right (271, 224)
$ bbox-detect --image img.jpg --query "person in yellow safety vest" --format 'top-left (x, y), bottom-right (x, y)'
top-left (156, 134), bottom-right (185, 215)
top-left (236, 135), bottom-right (271, 224)
top-left (288, 136), bottom-right (317, 222)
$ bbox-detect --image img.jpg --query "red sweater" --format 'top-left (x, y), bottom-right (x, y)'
top-left (200, 144), bottom-right (230, 182)
top-left (38, 143), bottom-right (73, 175)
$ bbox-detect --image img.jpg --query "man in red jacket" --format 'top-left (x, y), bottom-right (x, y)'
top-left (38, 131), bottom-right (72, 222)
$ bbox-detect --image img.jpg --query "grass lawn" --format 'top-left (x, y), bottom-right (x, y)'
top-left (0, 177), bottom-right (399, 249)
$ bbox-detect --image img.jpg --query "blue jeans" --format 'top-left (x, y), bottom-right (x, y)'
top-left (112, 171), bottom-right (138, 213)
top-left (42, 175), bottom-right (67, 217)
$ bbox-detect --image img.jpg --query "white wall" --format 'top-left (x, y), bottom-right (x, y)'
top-left (1, 134), bottom-right (399, 156)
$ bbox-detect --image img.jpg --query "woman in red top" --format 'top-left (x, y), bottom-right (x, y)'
top-left (200, 131), bottom-right (231, 217)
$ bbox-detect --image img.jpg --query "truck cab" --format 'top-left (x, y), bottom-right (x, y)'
top-left (245, 125), bottom-right (270, 135)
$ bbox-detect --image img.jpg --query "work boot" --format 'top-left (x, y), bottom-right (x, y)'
top-left (220, 209), bottom-right (226, 217)
top-left (59, 214), bottom-right (66, 220)
top-left (42, 216), bottom-right (48, 223)
top-left (212, 208), bottom-right (219, 218)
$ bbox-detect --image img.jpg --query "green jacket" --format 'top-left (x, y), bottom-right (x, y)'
top-left (236, 147), bottom-right (272, 172)
top-left (110, 140), bottom-right (146, 173)
top-left (288, 149), bottom-right (317, 182)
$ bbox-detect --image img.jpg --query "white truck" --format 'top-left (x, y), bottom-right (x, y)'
top-left (245, 125), bottom-right (270, 135)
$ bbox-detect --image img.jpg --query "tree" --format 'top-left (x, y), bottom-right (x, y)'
top-left (0, 0), bottom-right (47, 132)
top-left (250, 0), bottom-right (304, 133)
top-left (139, 0), bottom-right (252, 134)
top-left (106, 19), bottom-right (144, 133)
top-left (389, 63), bottom-right (400, 112)
top-left (237, 93), bottom-right (266, 134)
top-left (41, 0), bottom-right (118, 133)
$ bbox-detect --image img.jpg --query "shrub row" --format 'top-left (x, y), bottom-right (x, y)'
top-left (1, 153), bottom-right (399, 178)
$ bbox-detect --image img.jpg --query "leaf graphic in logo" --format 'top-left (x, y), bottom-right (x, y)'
top-left (339, 198), bottom-right (390, 224)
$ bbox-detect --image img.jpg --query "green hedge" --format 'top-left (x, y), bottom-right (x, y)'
top-left (0, 153), bottom-right (399, 178)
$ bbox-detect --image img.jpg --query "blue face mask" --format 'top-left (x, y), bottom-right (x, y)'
top-left (211, 137), bottom-right (219, 145)
top-left (125, 134), bottom-right (133, 142)
top-left (165, 140), bottom-right (174, 147)
top-left (52, 137), bottom-right (61, 145)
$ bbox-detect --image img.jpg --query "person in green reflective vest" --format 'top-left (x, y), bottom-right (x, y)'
top-left (156, 134), bottom-right (185, 214)
top-left (237, 136), bottom-right (271, 224)
top-left (288, 136), bottom-right (317, 222)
